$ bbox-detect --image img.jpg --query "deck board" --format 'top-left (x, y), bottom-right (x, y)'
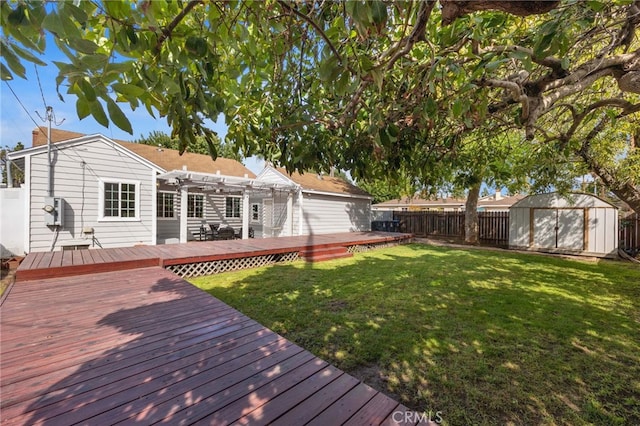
top-left (15, 231), bottom-right (412, 281)
top-left (1, 265), bottom-right (421, 425)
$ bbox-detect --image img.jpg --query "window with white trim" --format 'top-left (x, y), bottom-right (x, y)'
top-left (187, 194), bottom-right (204, 218)
top-left (251, 203), bottom-right (260, 222)
top-left (157, 192), bottom-right (174, 218)
top-left (225, 196), bottom-right (241, 218)
top-left (100, 180), bottom-right (139, 220)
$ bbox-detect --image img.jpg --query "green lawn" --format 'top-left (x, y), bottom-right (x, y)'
top-left (190, 244), bottom-right (640, 425)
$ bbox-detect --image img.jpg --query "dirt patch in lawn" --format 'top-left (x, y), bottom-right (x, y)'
top-left (351, 363), bottom-right (405, 405)
top-left (325, 299), bottom-right (349, 312)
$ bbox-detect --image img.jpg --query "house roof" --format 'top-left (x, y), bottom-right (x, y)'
top-left (31, 127), bottom-right (255, 178)
top-left (273, 168), bottom-right (371, 197)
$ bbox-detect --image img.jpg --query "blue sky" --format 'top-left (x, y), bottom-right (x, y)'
top-left (1, 45), bottom-right (265, 174)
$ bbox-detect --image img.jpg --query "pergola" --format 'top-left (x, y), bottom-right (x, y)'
top-left (157, 169), bottom-right (300, 241)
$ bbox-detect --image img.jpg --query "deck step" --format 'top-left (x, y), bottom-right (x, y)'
top-left (299, 246), bottom-right (353, 262)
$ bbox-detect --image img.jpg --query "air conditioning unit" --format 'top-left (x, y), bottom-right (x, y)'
top-left (43, 196), bottom-right (64, 227)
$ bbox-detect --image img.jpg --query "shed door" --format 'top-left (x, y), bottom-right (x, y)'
top-left (533, 209), bottom-right (557, 248)
top-left (532, 208), bottom-right (584, 250)
top-left (557, 209), bottom-right (584, 250)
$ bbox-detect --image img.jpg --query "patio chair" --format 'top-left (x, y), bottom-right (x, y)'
top-left (215, 227), bottom-right (235, 240)
top-left (209, 223), bottom-right (220, 240)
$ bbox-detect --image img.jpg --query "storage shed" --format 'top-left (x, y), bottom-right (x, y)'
top-left (509, 193), bottom-right (618, 258)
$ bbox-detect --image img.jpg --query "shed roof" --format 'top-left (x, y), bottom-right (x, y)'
top-left (510, 192), bottom-right (617, 209)
top-left (30, 127), bottom-right (255, 178)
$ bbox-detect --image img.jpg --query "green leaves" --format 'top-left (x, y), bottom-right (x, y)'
top-left (2, 0), bottom-right (637, 210)
top-left (106, 98), bottom-right (133, 134)
top-left (89, 100), bottom-right (109, 127)
top-left (78, 78), bottom-right (96, 102)
top-left (7, 4), bottom-right (28, 26)
top-left (76, 97), bottom-right (91, 120)
top-left (0, 41), bottom-right (26, 79)
top-left (112, 83), bottom-right (146, 98)
top-left (185, 36), bottom-right (208, 58)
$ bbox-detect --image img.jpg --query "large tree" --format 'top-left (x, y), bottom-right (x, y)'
top-left (2, 0), bottom-right (638, 211)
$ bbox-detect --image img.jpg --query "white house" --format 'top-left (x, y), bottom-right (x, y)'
top-left (255, 167), bottom-right (372, 236)
top-left (3, 129), bottom-right (372, 254)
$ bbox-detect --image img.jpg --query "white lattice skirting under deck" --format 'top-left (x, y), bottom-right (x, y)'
top-left (346, 240), bottom-right (404, 253)
top-left (166, 252), bottom-right (300, 278)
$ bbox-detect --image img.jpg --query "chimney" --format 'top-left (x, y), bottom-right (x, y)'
top-left (494, 190), bottom-right (503, 200)
top-left (32, 128), bottom-right (40, 147)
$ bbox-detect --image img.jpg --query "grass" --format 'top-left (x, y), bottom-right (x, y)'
top-left (0, 269), bottom-right (12, 298)
top-left (190, 244), bottom-right (640, 425)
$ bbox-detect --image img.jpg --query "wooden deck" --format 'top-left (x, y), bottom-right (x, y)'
top-left (15, 232), bottom-right (412, 282)
top-left (3, 232), bottom-right (428, 424)
top-left (1, 267), bottom-right (428, 425)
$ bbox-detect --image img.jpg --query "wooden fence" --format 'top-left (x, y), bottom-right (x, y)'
top-left (619, 213), bottom-right (640, 253)
top-left (393, 210), bottom-right (640, 252)
top-left (393, 211), bottom-right (509, 247)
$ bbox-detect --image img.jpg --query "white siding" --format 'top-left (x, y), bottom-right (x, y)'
top-left (28, 140), bottom-right (155, 251)
top-left (300, 193), bottom-right (371, 235)
top-left (256, 168), bottom-right (293, 186)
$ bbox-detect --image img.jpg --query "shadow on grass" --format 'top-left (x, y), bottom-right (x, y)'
top-left (192, 243), bottom-right (640, 426)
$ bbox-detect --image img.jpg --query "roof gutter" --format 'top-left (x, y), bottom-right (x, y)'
top-left (301, 188), bottom-right (373, 200)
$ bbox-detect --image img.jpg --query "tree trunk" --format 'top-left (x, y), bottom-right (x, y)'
top-left (464, 183), bottom-right (481, 244)
top-left (578, 146), bottom-right (640, 215)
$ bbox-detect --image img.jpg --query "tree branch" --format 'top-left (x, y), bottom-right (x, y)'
top-left (155, 0), bottom-right (203, 52)
top-left (277, 0), bottom-right (345, 68)
top-left (560, 98), bottom-right (640, 149)
top-left (542, 50), bottom-right (639, 92)
top-left (479, 78), bottom-right (529, 121)
top-left (474, 44), bottom-right (564, 73)
top-left (382, 0), bottom-right (436, 70)
top-left (578, 117), bottom-right (640, 214)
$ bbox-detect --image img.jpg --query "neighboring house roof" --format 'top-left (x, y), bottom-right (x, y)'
top-left (273, 167), bottom-right (371, 197)
top-left (373, 196), bottom-right (466, 209)
top-left (373, 193), bottom-right (524, 210)
top-left (30, 127), bottom-right (255, 178)
top-left (478, 194), bottom-right (525, 209)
